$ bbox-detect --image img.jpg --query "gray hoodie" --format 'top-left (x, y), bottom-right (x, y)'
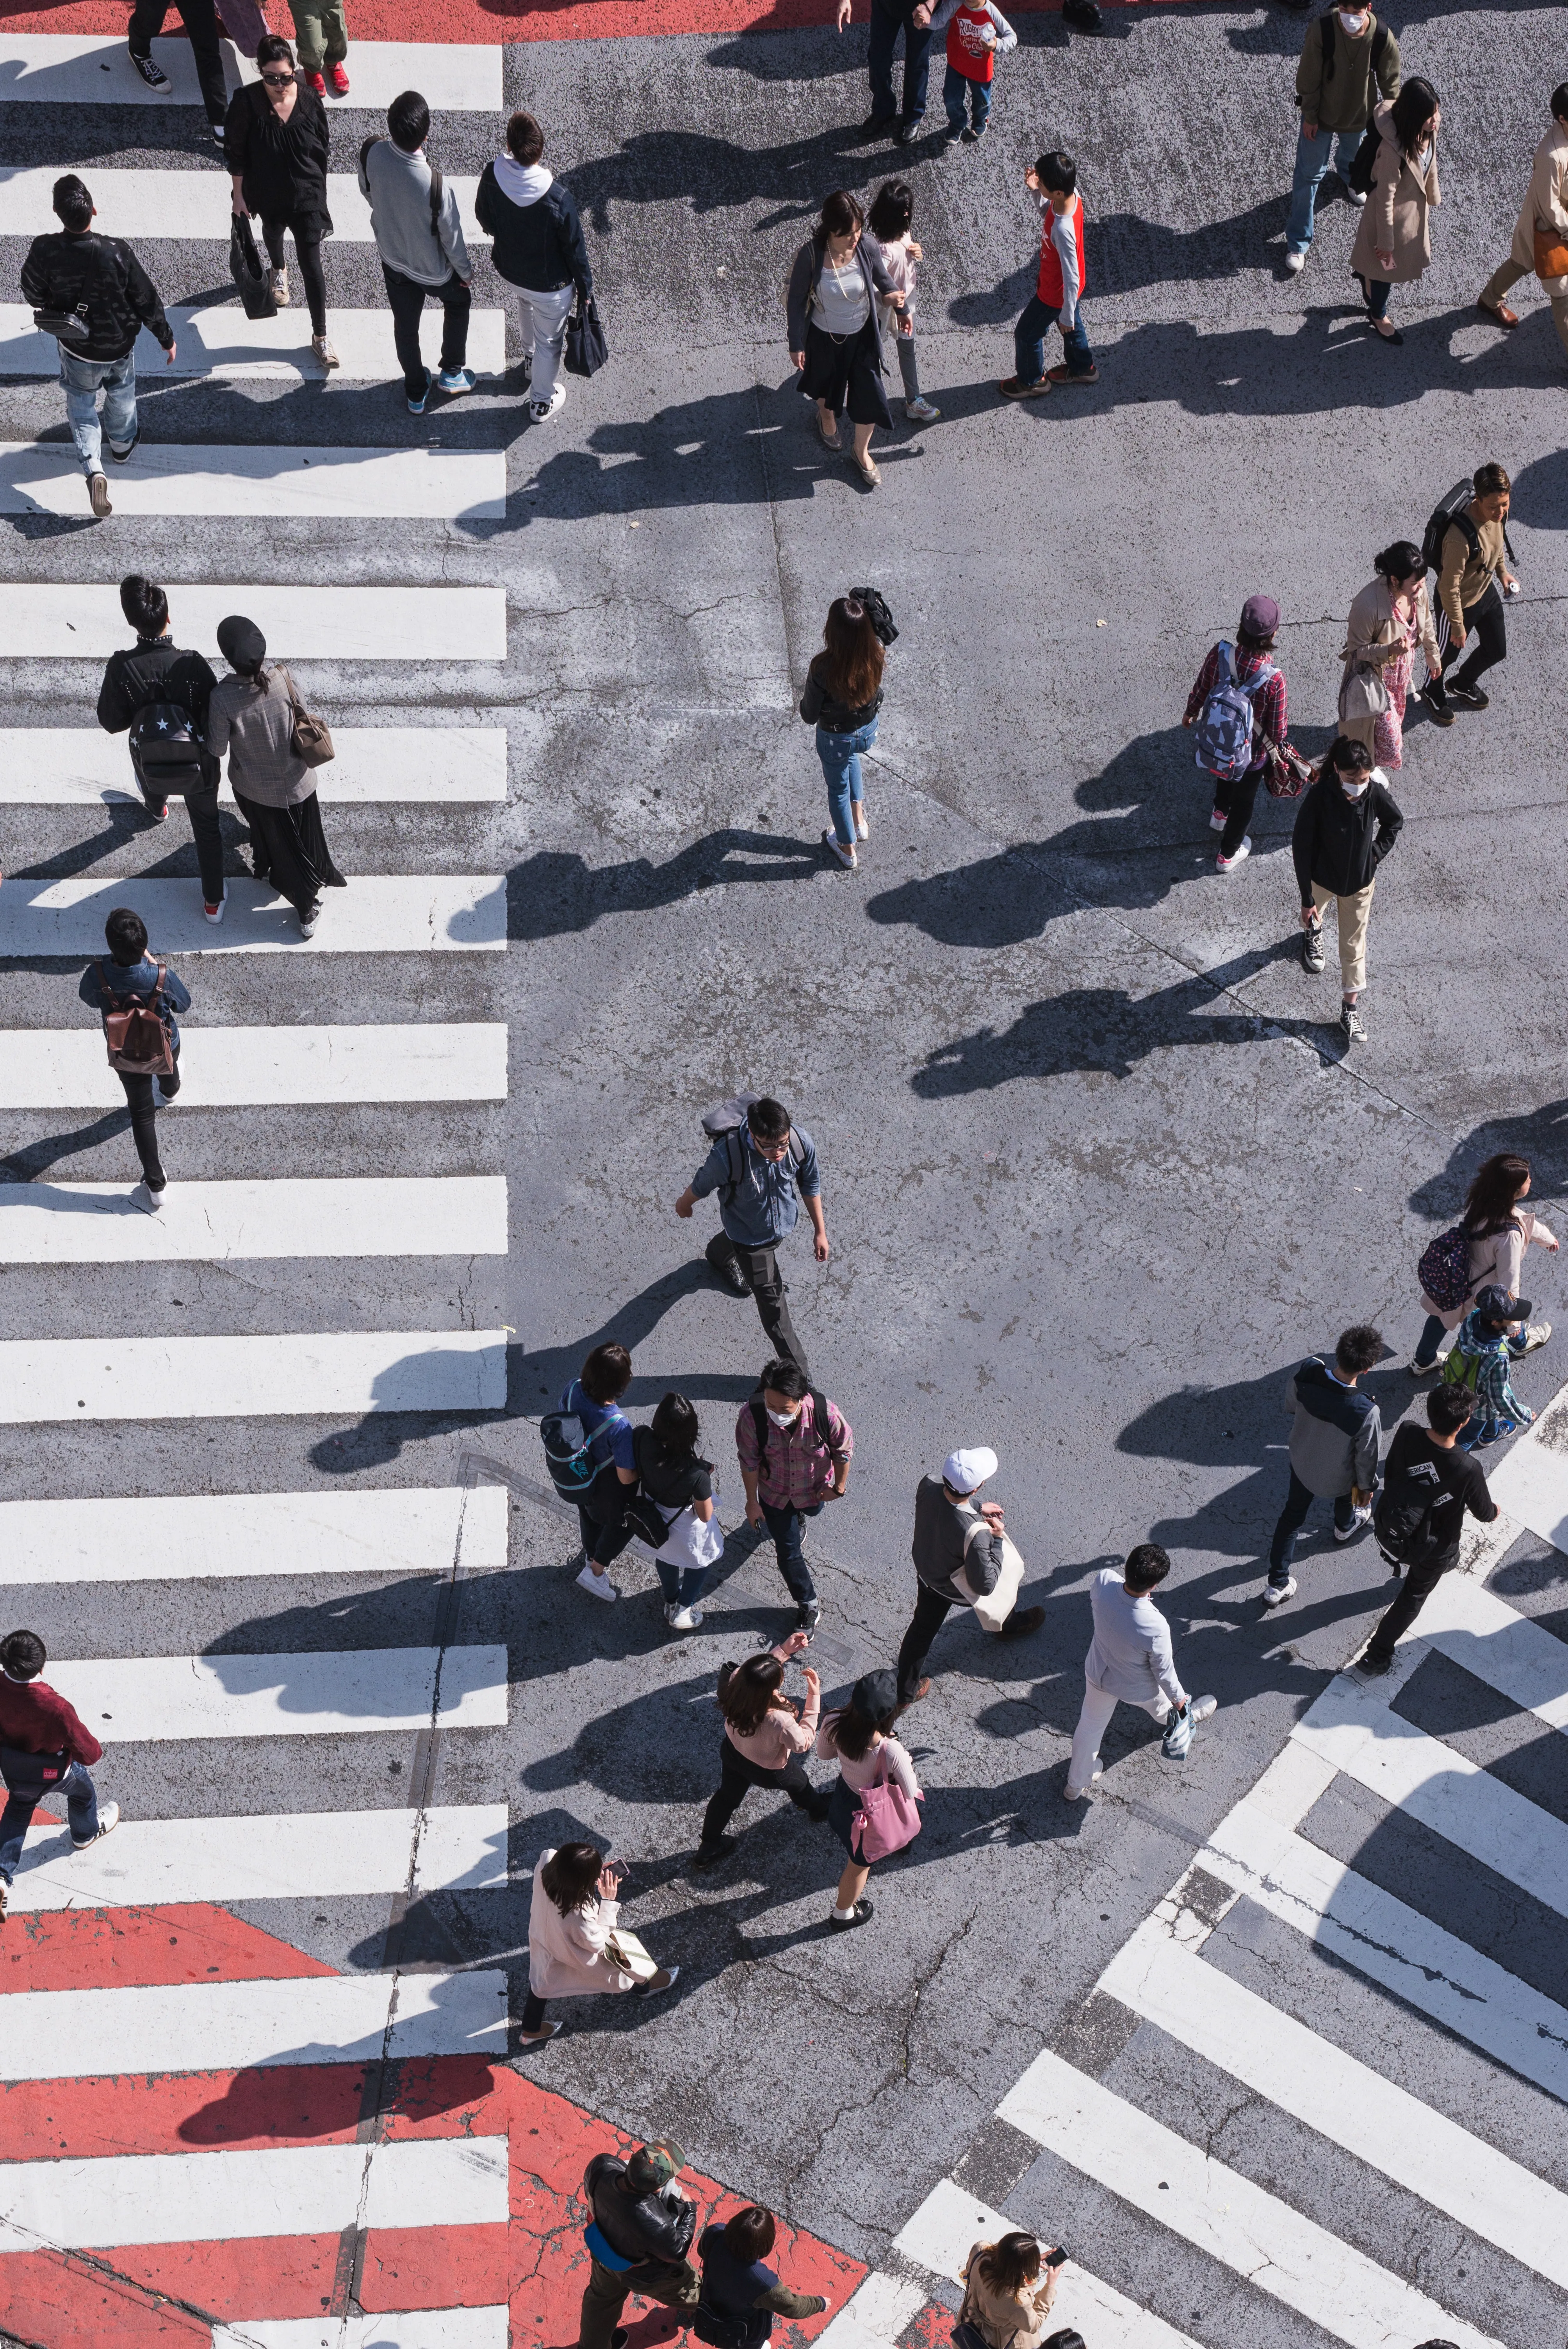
top-left (1284, 1356), bottom-right (1381, 1499)
top-left (359, 139), bottom-right (470, 289)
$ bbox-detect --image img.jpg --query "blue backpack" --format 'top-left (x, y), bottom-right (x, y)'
top-left (1194, 643), bottom-right (1276, 781)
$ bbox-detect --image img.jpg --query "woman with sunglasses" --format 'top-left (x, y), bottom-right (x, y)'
top-left (225, 32), bottom-right (337, 371)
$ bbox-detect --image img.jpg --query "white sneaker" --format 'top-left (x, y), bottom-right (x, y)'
top-left (269, 267), bottom-right (290, 307)
top-left (73, 1802), bottom-right (120, 1850)
top-left (1334, 1505), bottom-right (1373, 1542)
top-left (853, 802), bottom-right (869, 840)
top-left (1345, 188), bottom-right (1367, 207)
top-left (904, 395), bottom-right (941, 422)
top-left (133, 1180), bottom-right (166, 1211)
top-left (576, 1562), bottom-right (618, 1602)
top-left (1519, 1321), bottom-right (1552, 1353)
top-left (1188, 1695), bottom-right (1217, 1723)
top-left (530, 383), bottom-right (567, 424)
top-left (1263, 1577), bottom-right (1297, 1607)
top-left (822, 829), bottom-right (857, 870)
top-left (1064, 1765), bottom-right (1102, 1800)
top-left (1407, 1352), bottom-right (1441, 1374)
top-left (665, 1602), bottom-right (703, 1632)
top-left (152, 1079), bottom-right (177, 1107)
top-left (203, 889), bottom-right (226, 925)
top-left (1216, 836), bottom-right (1251, 871)
top-left (1284, 250), bottom-right (1306, 273)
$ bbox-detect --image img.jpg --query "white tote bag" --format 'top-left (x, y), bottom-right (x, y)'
top-left (953, 1513), bottom-right (1025, 1634)
top-left (633, 1499), bottom-right (724, 1575)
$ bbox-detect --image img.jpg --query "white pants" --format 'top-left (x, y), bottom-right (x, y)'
top-left (1068, 1674), bottom-right (1171, 1793)
top-left (511, 282), bottom-right (575, 405)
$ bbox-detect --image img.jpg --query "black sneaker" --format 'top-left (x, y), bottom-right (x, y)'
top-left (797, 1598), bottom-right (822, 1633)
top-left (107, 426), bottom-right (140, 463)
top-left (828, 1897), bottom-right (873, 1930)
top-left (862, 111), bottom-right (898, 135)
top-left (1418, 681), bottom-right (1454, 727)
top-left (691, 1835), bottom-right (738, 1873)
top-left (1063, 0), bottom-right (1103, 25)
top-left (997, 1603), bottom-right (1045, 1640)
top-left (129, 47), bottom-right (172, 90)
top-left (1448, 685), bottom-right (1490, 710)
top-left (894, 116), bottom-right (925, 143)
top-left (1357, 1649), bottom-right (1393, 1676)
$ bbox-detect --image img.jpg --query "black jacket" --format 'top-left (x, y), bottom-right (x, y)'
top-left (20, 231), bottom-right (172, 364)
top-left (799, 653), bottom-right (882, 734)
top-left (1292, 770), bottom-right (1402, 902)
top-left (911, 1475), bottom-right (1001, 1600)
top-left (584, 2153), bottom-right (695, 2269)
top-left (98, 638), bottom-right (218, 738)
top-left (474, 163), bottom-right (592, 296)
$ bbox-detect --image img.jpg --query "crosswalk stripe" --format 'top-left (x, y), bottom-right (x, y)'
top-left (1413, 1572), bottom-right (1568, 1731)
top-left (0, 725), bottom-right (508, 805)
top-left (1197, 1797), bottom-right (1568, 2108)
top-left (212, 2316), bottom-right (510, 2349)
top-left (1, 1023), bottom-right (509, 1109)
top-left (0, 1330), bottom-right (508, 1422)
top-left (0, 165), bottom-right (479, 244)
top-left (1485, 1421), bottom-right (1568, 1549)
top-left (0, 2135), bottom-right (510, 2252)
top-left (0, 875), bottom-right (508, 954)
top-left (0, 583), bottom-right (507, 660)
top-left (1100, 1917), bottom-right (1568, 2290)
top-left (3, 1968), bottom-right (507, 2081)
top-left (1293, 1667), bottom-right (1568, 1920)
top-left (894, 2179), bottom-right (1201, 2349)
top-left (814, 2274), bottom-right (930, 2349)
top-left (997, 2048), bottom-right (1504, 2349)
top-left (0, 1484), bottom-right (508, 1583)
top-left (0, 1175), bottom-right (508, 1262)
top-left (0, 440), bottom-right (506, 521)
top-left (49, 1644), bottom-right (509, 1740)
top-left (10, 1803), bottom-right (509, 1908)
top-left (0, 301), bottom-right (508, 381)
top-left (2, 34), bottom-right (504, 110)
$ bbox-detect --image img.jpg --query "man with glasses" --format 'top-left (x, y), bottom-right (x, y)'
top-left (676, 1096), bottom-right (827, 1376)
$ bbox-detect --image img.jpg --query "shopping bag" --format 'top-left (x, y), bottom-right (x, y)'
top-left (954, 1521), bottom-right (1025, 1633)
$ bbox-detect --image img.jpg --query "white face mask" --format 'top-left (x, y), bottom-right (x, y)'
top-left (1338, 8), bottom-right (1367, 28)
top-left (766, 1407), bottom-right (799, 1428)
top-left (1341, 778), bottom-right (1371, 798)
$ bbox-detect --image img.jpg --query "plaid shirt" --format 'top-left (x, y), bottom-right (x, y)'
top-left (735, 1394), bottom-right (852, 1509)
top-left (1185, 642), bottom-right (1290, 775)
top-left (1443, 1311), bottom-right (1533, 1434)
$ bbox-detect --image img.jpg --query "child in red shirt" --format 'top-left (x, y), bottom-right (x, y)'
top-left (929, 0), bottom-right (1016, 148)
top-left (1000, 150), bottom-right (1098, 398)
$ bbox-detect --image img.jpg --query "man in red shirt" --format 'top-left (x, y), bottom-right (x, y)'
top-left (0, 1628), bottom-right (118, 1920)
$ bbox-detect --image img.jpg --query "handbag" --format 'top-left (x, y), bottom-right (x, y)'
top-left (229, 212), bottom-right (277, 321)
top-left (33, 304), bottom-right (91, 345)
top-left (850, 1746), bottom-right (923, 1863)
top-left (953, 1515), bottom-right (1025, 1633)
top-left (1338, 658), bottom-right (1392, 729)
top-left (565, 292), bottom-right (608, 378)
top-left (278, 667), bottom-right (335, 768)
top-left (604, 1926), bottom-right (660, 1983)
top-left (1534, 225), bottom-right (1568, 281)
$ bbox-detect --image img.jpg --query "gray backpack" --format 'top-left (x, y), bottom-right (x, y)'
top-left (700, 1096), bottom-right (804, 1200)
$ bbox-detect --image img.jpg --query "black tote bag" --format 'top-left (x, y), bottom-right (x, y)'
top-left (565, 293), bottom-right (607, 379)
top-left (230, 213), bottom-right (277, 321)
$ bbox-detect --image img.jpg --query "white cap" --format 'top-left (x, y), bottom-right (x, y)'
top-left (943, 1447), bottom-right (998, 1495)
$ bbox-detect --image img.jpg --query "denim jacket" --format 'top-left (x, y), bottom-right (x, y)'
top-left (80, 954), bottom-right (191, 1050)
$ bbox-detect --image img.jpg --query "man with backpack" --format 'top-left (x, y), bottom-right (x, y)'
top-left (78, 907), bottom-right (191, 1209)
top-left (676, 1096), bottom-right (826, 1377)
top-left (549, 1342), bottom-right (641, 1603)
top-left (1284, 3), bottom-right (1400, 274)
top-left (19, 174), bottom-right (176, 520)
top-left (1265, 1324), bottom-right (1383, 1606)
top-left (96, 574), bottom-right (226, 923)
top-left (1292, 735), bottom-right (1402, 1045)
top-left (735, 1359), bottom-right (853, 1632)
top-left (695, 2206), bottom-right (829, 2348)
top-left (1418, 464), bottom-right (1520, 723)
top-left (0, 1628), bottom-right (120, 1921)
top-left (1441, 1284), bottom-right (1538, 1447)
top-left (358, 90), bottom-right (475, 417)
top-left (1360, 1387), bottom-right (1497, 1675)
top-left (578, 2138), bottom-right (698, 2349)
top-left (1183, 595), bottom-right (1304, 872)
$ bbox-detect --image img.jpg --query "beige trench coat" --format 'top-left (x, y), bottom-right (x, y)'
top-left (1339, 575), bottom-right (1440, 749)
top-left (1350, 103), bottom-right (1440, 283)
top-left (1507, 121), bottom-right (1568, 276)
top-left (526, 1848), bottom-right (640, 1999)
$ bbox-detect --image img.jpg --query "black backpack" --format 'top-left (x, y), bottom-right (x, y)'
top-left (691, 2306), bottom-right (769, 2349)
top-left (130, 700), bottom-right (208, 784)
top-left (1372, 1447), bottom-right (1446, 1566)
top-left (1422, 480), bottom-right (1518, 576)
top-left (748, 1387), bottom-right (832, 1468)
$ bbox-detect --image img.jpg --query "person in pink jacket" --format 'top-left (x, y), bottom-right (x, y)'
top-left (519, 1843), bottom-right (676, 2046)
top-left (691, 1632), bottom-right (830, 1871)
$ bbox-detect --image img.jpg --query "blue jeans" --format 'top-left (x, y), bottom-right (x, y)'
top-left (760, 1499), bottom-right (820, 1604)
top-left (0, 1759), bottom-right (99, 1884)
top-left (60, 349), bottom-right (137, 476)
top-left (1286, 126), bottom-right (1365, 254)
top-left (816, 718), bottom-right (877, 846)
top-left (655, 1555), bottom-right (711, 1610)
top-left (1268, 1469), bottom-right (1358, 1584)
top-left (1014, 293), bottom-right (1094, 383)
top-left (868, 0), bottom-right (933, 123)
top-left (944, 63), bottom-right (991, 135)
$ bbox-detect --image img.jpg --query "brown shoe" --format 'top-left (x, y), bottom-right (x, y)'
top-left (998, 374), bottom-right (1051, 399)
top-left (1478, 296), bottom-right (1520, 328)
top-left (997, 1604), bottom-right (1046, 1640)
top-left (894, 1678), bottom-right (932, 1712)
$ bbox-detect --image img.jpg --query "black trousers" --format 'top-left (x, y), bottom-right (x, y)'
top-left (263, 220), bottom-right (328, 337)
top-left (128, 0), bottom-right (227, 124)
top-left (1437, 582), bottom-right (1507, 700)
top-left (896, 1581), bottom-right (955, 1700)
top-left (1214, 763), bottom-right (1263, 860)
top-left (134, 755), bottom-right (225, 907)
top-left (575, 1463), bottom-right (636, 1570)
top-left (1365, 1551), bottom-right (1454, 1664)
top-left (699, 1738), bottom-right (824, 1850)
top-left (521, 1987), bottom-right (548, 2032)
top-left (382, 265), bottom-right (471, 399)
top-left (705, 1233), bottom-right (808, 1374)
top-left (118, 1054), bottom-right (180, 1186)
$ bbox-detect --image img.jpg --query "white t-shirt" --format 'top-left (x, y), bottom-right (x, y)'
top-left (814, 253), bottom-right (871, 334)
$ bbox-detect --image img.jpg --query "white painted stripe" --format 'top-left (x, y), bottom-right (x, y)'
top-left (9, 1803), bottom-right (508, 1910)
top-left (998, 2049), bottom-right (1504, 2349)
top-left (1414, 1572), bottom-right (1568, 1731)
top-left (49, 1644), bottom-right (508, 1742)
top-left (0, 1331), bottom-right (507, 1423)
top-left (0, 35), bottom-right (502, 110)
top-left (813, 2274), bottom-right (930, 2349)
top-left (0, 307), bottom-right (508, 385)
top-left (0, 727), bottom-right (508, 804)
top-left (4, 1969), bottom-right (507, 2082)
top-left (0, 1023), bottom-right (508, 1110)
top-left (0, 1176), bottom-right (507, 1263)
top-left (0, 2135), bottom-right (509, 2253)
top-left (896, 2179), bottom-right (1202, 2349)
top-left (1101, 1918), bottom-right (1568, 2291)
top-left (1483, 1418), bottom-right (1568, 1552)
top-left (0, 442), bottom-right (505, 522)
top-left (0, 584), bottom-right (506, 661)
top-left (0, 1484), bottom-right (506, 1585)
top-left (0, 166), bottom-right (479, 246)
top-left (214, 2315), bottom-right (510, 2349)
top-left (0, 876), bottom-right (507, 954)
top-left (1198, 1798), bottom-right (1568, 2110)
top-left (1292, 1667), bottom-right (1568, 1920)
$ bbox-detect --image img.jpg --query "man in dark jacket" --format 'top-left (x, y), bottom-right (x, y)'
top-left (0, 1627), bottom-right (119, 1922)
top-left (1266, 1324), bottom-right (1383, 1606)
top-left (96, 574), bottom-right (226, 921)
top-left (20, 174), bottom-right (175, 519)
top-left (1360, 1385), bottom-right (1497, 1674)
top-left (474, 110), bottom-right (591, 428)
top-left (579, 2139), bottom-right (698, 2349)
top-left (697, 2206), bottom-right (828, 2346)
top-left (896, 1446), bottom-right (1043, 1701)
top-left (1292, 734), bottom-right (1402, 1044)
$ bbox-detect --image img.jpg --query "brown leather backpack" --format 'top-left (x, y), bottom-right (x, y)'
top-left (100, 960), bottom-right (175, 1077)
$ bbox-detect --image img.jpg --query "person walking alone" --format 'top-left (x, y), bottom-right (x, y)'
top-left (474, 112), bottom-right (592, 427)
top-left (1411, 1150), bottom-right (1556, 1374)
top-left (1000, 153), bottom-right (1095, 397)
top-left (896, 1447), bottom-right (1043, 1702)
top-left (1264, 1323), bottom-right (1383, 1606)
top-left (814, 1667), bottom-right (922, 1931)
top-left (1420, 463), bottom-right (1519, 722)
top-left (691, 1633), bottom-right (830, 1872)
top-left (1360, 1387), bottom-right (1497, 1674)
top-left (736, 1359), bottom-right (853, 1631)
top-left (287, 0), bottom-right (351, 97)
top-left (78, 907), bottom-right (192, 1209)
top-left (1478, 85), bottom-right (1568, 359)
top-left (205, 616), bottom-right (345, 942)
top-left (1283, 0), bottom-right (1399, 275)
top-left (226, 33), bottom-right (337, 371)
top-left (1338, 542), bottom-right (1439, 770)
top-left (360, 90), bottom-right (474, 414)
top-left (1349, 77), bottom-right (1440, 345)
top-left (520, 1843), bottom-right (676, 2047)
top-left (800, 593), bottom-right (887, 868)
top-left (788, 191), bottom-right (904, 487)
top-left (676, 1096), bottom-right (827, 1376)
top-left (0, 1628), bottom-right (119, 1921)
top-left (1183, 593), bottom-right (1298, 874)
top-left (125, 0), bottom-right (229, 140)
top-left (1293, 735), bottom-right (1402, 1044)
top-left (959, 2234), bottom-right (1067, 2348)
top-left (1065, 1545), bottom-right (1215, 1800)
top-left (20, 175), bottom-right (176, 520)
top-left (96, 574), bottom-right (225, 921)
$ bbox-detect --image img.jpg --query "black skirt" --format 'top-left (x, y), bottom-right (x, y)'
top-left (235, 790), bottom-right (346, 915)
top-left (829, 1773), bottom-right (865, 1860)
top-left (802, 319), bottom-right (892, 429)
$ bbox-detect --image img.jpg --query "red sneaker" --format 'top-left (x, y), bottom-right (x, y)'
top-left (305, 68), bottom-right (326, 94)
top-left (328, 60), bottom-right (350, 94)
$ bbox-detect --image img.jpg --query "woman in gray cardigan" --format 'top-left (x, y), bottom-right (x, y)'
top-left (205, 615), bottom-right (345, 940)
top-left (786, 190), bottom-right (903, 487)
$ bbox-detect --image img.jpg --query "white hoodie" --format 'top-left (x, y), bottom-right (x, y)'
top-left (494, 157), bottom-right (553, 208)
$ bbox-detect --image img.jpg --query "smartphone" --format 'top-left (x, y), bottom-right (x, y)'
top-left (1044, 2248), bottom-right (1069, 2270)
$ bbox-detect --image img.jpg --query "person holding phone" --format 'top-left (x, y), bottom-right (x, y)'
top-left (519, 1842), bottom-right (677, 2046)
top-left (959, 2233), bottom-right (1069, 2349)
top-left (691, 1633), bottom-right (830, 1872)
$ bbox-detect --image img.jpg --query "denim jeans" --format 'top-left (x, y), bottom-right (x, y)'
top-left (0, 1759), bottom-right (99, 1884)
top-left (760, 1499), bottom-right (821, 1604)
top-left (868, 0), bottom-right (934, 123)
top-left (1268, 1468), bottom-right (1358, 1583)
top-left (1013, 293), bottom-right (1094, 383)
top-left (655, 1555), bottom-right (711, 1610)
top-left (816, 718), bottom-right (877, 845)
top-left (60, 349), bottom-right (137, 476)
top-left (1412, 1312), bottom-right (1447, 1369)
top-left (943, 63), bottom-right (991, 135)
top-left (1286, 126), bottom-right (1365, 254)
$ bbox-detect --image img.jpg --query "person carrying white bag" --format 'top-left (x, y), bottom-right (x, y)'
top-left (894, 1446), bottom-right (1045, 1703)
top-left (1065, 1543), bottom-right (1216, 1801)
top-left (627, 1394), bottom-right (725, 1635)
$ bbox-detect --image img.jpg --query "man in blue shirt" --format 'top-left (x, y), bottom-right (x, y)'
top-left (79, 905), bottom-right (191, 1210)
top-left (558, 1341), bottom-right (640, 1602)
top-left (675, 1097), bottom-right (827, 1376)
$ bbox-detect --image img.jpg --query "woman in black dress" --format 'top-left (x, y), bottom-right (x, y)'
top-left (225, 32), bottom-right (337, 370)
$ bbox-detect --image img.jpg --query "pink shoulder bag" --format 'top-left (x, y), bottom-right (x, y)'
top-left (851, 1743), bottom-right (923, 1863)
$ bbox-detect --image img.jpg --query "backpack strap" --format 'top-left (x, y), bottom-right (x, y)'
top-left (808, 1388), bottom-right (836, 1450)
top-left (722, 1128), bottom-right (745, 1199)
top-left (359, 132), bottom-right (378, 180)
top-left (787, 1128), bottom-right (805, 1173)
top-left (748, 1393), bottom-right (771, 1467)
top-left (429, 164), bottom-right (444, 239)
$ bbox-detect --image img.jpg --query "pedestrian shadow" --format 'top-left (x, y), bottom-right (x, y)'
top-left (508, 831), bottom-right (825, 941)
top-left (1, 1109), bottom-right (134, 1184)
top-left (512, 1262), bottom-right (761, 1413)
top-left (7, 802), bottom-right (252, 886)
top-left (562, 121), bottom-right (897, 234)
top-left (1511, 446), bottom-right (1568, 532)
top-left (1410, 1098), bottom-right (1568, 1219)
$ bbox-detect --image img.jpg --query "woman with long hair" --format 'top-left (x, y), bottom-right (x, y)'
top-left (205, 614), bottom-right (345, 940)
top-left (692, 1633), bottom-right (830, 1872)
top-left (785, 189), bottom-right (903, 486)
top-left (959, 2232), bottom-right (1068, 2349)
top-left (1339, 540), bottom-right (1440, 769)
top-left (630, 1392), bottom-right (723, 1634)
top-left (225, 32), bottom-right (337, 369)
top-left (1350, 76), bottom-right (1440, 346)
top-left (1413, 1151), bottom-right (1557, 1372)
top-left (799, 596), bottom-right (887, 870)
top-left (813, 1667), bottom-right (922, 1932)
top-left (520, 1840), bottom-right (677, 2046)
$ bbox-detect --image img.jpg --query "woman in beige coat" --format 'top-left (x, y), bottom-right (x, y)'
top-left (1411, 1150), bottom-right (1557, 1372)
top-left (1340, 540), bottom-right (1440, 768)
top-left (520, 1842), bottom-right (677, 2045)
top-left (1350, 78), bottom-right (1440, 344)
top-left (959, 2234), bottom-right (1065, 2349)
top-left (1478, 85), bottom-right (1568, 356)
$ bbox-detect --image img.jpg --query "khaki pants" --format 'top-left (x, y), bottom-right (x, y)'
top-left (287, 0), bottom-right (347, 66)
top-left (1481, 256), bottom-right (1568, 359)
top-left (1311, 880), bottom-right (1374, 994)
top-left (578, 2255), bottom-right (698, 2349)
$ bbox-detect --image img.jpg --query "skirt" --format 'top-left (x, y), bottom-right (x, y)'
top-left (829, 1772), bottom-right (866, 1861)
top-left (235, 788), bottom-right (346, 915)
top-left (801, 319), bottom-right (892, 429)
